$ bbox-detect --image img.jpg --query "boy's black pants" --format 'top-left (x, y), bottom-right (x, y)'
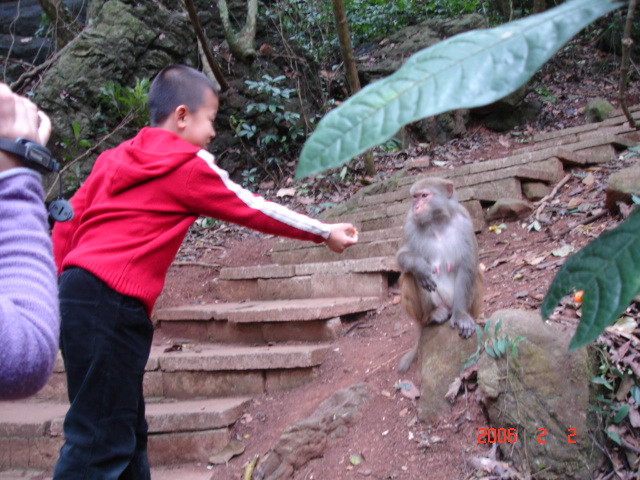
top-left (53, 267), bottom-right (153, 480)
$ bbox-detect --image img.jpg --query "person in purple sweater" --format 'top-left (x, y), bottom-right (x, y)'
top-left (0, 83), bottom-right (59, 399)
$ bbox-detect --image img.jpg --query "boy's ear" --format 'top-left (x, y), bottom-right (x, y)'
top-left (175, 105), bottom-right (189, 128)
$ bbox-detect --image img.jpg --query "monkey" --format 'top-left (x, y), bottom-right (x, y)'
top-left (396, 177), bottom-right (483, 373)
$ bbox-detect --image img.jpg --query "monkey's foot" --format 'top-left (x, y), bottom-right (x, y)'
top-left (430, 306), bottom-right (450, 324)
top-left (450, 314), bottom-right (475, 338)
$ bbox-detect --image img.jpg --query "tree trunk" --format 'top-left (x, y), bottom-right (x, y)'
top-left (533, 0), bottom-right (546, 14)
top-left (38, 0), bottom-right (80, 49)
top-left (331, 0), bottom-right (375, 177)
top-left (619, 0), bottom-right (638, 129)
top-left (184, 0), bottom-right (229, 91)
top-left (217, 0), bottom-right (258, 63)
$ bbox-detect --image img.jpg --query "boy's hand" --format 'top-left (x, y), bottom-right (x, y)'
top-left (325, 223), bottom-right (359, 253)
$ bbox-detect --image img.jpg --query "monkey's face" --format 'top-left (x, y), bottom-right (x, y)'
top-left (412, 189), bottom-right (432, 217)
top-left (409, 178), bottom-right (455, 225)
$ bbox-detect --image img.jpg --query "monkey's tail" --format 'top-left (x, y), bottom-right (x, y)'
top-left (400, 272), bottom-right (426, 323)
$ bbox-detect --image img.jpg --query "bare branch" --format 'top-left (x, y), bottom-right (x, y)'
top-left (183, 0), bottom-right (229, 91)
top-left (619, 0), bottom-right (638, 129)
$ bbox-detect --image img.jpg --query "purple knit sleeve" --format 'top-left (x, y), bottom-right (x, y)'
top-left (0, 168), bottom-right (59, 399)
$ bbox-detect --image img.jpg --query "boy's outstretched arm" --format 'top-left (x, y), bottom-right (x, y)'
top-left (325, 223), bottom-right (359, 253)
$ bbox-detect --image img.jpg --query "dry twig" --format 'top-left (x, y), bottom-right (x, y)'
top-left (534, 173), bottom-right (572, 221)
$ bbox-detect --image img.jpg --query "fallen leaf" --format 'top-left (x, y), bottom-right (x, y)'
top-left (527, 220), bottom-right (542, 232)
top-left (488, 223), bottom-right (508, 234)
top-left (209, 440), bottom-right (245, 464)
top-left (582, 172), bottom-right (595, 186)
top-left (608, 317), bottom-right (638, 335)
top-left (445, 377), bottom-right (462, 402)
top-left (243, 455), bottom-right (259, 480)
top-left (241, 413), bottom-right (253, 423)
top-left (395, 380), bottom-right (420, 399)
top-left (612, 341), bottom-right (632, 363)
top-left (567, 197), bottom-right (583, 209)
top-left (551, 244), bottom-right (575, 257)
top-left (469, 456), bottom-right (519, 477)
top-left (297, 196), bottom-right (314, 205)
top-left (629, 407), bottom-right (640, 428)
top-left (525, 253), bottom-right (549, 266)
top-left (620, 202), bottom-right (633, 218)
top-left (349, 453), bottom-right (364, 466)
top-left (276, 187), bottom-right (296, 197)
top-left (615, 376), bottom-right (634, 401)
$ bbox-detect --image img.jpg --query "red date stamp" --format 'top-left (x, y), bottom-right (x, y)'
top-left (477, 427), bottom-right (578, 444)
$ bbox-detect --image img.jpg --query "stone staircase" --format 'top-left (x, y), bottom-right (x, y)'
top-left (1, 105), bottom-right (639, 478)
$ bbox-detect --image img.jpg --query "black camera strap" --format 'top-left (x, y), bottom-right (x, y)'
top-left (0, 137), bottom-right (59, 173)
top-left (0, 137), bottom-right (74, 222)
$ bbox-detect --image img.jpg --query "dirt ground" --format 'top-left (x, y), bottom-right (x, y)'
top-left (155, 156), bottom-right (631, 480)
top-left (157, 198), bottom-right (620, 480)
top-left (153, 37), bottom-right (640, 479)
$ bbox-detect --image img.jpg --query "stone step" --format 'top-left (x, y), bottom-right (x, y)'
top-left (0, 397), bottom-right (249, 471)
top-left (342, 131), bottom-right (631, 215)
top-left (312, 130), bottom-right (636, 236)
top-left (155, 296), bottom-right (380, 343)
top-left (312, 157), bottom-right (565, 236)
top-left (532, 106), bottom-right (640, 143)
top-left (217, 257), bottom-right (397, 301)
top-left (0, 465), bottom-right (215, 480)
top-left (37, 343), bottom-right (333, 402)
top-left (271, 227), bottom-right (403, 265)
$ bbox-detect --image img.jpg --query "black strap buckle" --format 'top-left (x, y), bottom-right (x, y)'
top-left (0, 137), bottom-right (60, 173)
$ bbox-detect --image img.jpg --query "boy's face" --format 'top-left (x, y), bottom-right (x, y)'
top-left (180, 88), bottom-right (219, 149)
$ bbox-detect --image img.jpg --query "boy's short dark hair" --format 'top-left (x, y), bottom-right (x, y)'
top-left (148, 65), bottom-right (219, 126)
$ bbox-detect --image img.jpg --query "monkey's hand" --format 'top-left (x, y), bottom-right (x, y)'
top-left (415, 270), bottom-right (436, 292)
top-left (449, 312), bottom-right (475, 338)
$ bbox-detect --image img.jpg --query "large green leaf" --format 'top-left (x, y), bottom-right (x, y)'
top-left (296, 0), bottom-right (624, 178)
top-left (541, 207), bottom-right (640, 351)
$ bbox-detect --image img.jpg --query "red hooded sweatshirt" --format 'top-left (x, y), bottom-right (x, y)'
top-left (52, 127), bottom-right (331, 315)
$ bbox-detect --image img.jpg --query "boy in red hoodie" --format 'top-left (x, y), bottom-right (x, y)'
top-left (51, 64), bottom-right (358, 480)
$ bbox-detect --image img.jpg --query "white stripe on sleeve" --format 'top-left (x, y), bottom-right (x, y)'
top-left (197, 150), bottom-right (331, 239)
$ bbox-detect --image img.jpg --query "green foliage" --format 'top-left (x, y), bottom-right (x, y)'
top-left (463, 318), bottom-right (525, 369)
top-left (424, 0), bottom-right (486, 17)
top-left (589, 344), bottom-right (638, 446)
top-left (541, 207), bottom-right (640, 351)
top-left (98, 78), bottom-right (150, 129)
top-left (196, 217), bottom-right (220, 229)
top-left (344, 0), bottom-right (433, 44)
top-left (535, 85), bottom-right (558, 103)
top-left (296, 0), bottom-right (623, 179)
top-left (265, 0), bottom-right (433, 64)
top-left (264, 0), bottom-right (334, 63)
top-left (59, 121), bottom-right (92, 193)
top-left (232, 75), bottom-right (304, 185)
top-left (35, 13), bottom-right (52, 37)
top-left (240, 167), bottom-right (260, 188)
